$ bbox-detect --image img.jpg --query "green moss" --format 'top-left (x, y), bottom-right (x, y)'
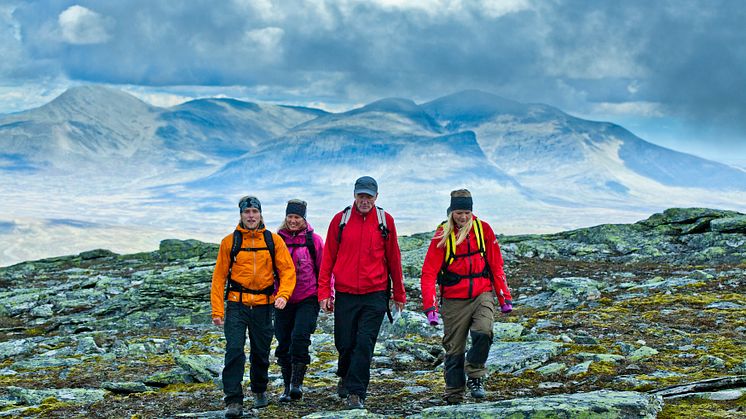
top-left (160, 383), bottom-right (214, 393)
top-left (18, 397), bottom-right (73, 416)
top-left (24, 327), bottom-right (46, 336)
top-left (659, 394), bottom-right (746, 419)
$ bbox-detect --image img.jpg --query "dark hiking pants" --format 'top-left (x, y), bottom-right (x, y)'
top-left (274, 296), bottom-right (320, 368)
top-left (334, 291), bottom-right (387, 399)
top-left (222, 301), bottom-right (273, 405)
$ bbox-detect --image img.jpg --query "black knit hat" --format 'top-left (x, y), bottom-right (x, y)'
top-left (286, 199), bottom-right (307, 218)
top-left (449, 196), bottom-right (473, 212)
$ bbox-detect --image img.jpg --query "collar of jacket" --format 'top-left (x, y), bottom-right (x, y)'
top-left (235, 223), bottom-right (266, 237)
top-left (279, 223), bottom-right (314, 239)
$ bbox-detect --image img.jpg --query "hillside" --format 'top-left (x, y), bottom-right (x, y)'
top-left (1, 208), bottom-right (744, 418)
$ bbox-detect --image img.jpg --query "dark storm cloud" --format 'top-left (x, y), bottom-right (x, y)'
top-left (3, 0), bottom-right (746, 149)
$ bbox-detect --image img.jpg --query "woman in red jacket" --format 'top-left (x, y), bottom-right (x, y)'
top-left (420, 189), bottom-right (513, 405)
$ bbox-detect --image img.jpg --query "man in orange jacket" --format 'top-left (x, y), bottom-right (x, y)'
top-left (211, 195), bottom-right (296, 418)
top-left (318, 176), bottom-right (406, 409)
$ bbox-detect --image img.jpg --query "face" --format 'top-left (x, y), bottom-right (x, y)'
top-left (241, 207), bottom-right (261, 229)
top-left (285, 214), bottom-right (306, 232)
top-left (354, 193), bottom-right (378, 214)
top-left (452, 210), bottom-right (472, 228)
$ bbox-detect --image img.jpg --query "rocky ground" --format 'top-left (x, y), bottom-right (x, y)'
top-left (0, 208), bottom-right (745, 418)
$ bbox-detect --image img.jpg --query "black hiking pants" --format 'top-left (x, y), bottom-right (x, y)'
top-left (334, 291), bottom-right (387, 399)
top-left (222, 301), bottom-right (273, 405)
top-left (274, 296), bottom-right (320, 367)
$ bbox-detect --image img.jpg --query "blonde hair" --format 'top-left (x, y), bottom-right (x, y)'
top-left (435, 189), bottom-right (473, 248)
top-left (278, 199), bottom-right (308, 231)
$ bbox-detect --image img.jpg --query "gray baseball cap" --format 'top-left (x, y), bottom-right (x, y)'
top-left (354, 176), bottom-right (378, 196)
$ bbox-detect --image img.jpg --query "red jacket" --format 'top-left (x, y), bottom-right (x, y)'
top-left (420, 216), bottom-right (511, 312)
top-left (318, 205), bottom-right (406, 303)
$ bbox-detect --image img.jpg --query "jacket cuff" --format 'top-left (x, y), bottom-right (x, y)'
top-left (424, 306), bottom-right (437, 314)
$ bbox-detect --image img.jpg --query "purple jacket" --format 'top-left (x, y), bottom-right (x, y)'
top-left (278, 224), bottom-right (324, 304)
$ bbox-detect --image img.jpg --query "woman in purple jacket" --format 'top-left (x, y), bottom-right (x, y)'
top-left (275, 199), bottom-right (324, 402)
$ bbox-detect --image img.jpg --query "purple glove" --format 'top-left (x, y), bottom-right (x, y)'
top-left (426, 310), bottom-right (439, 326)
top-left (500, 300), bottom-right (513, 313)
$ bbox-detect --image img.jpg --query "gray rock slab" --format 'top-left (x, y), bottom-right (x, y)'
top-left (174, 354), bottom-right (222, 383)
top-left (409, 390), bottom-right (662, 418)
top-left (0, 338), bottom-right (35, 361)
top-left (6, 386), bottom-right (106, 406)
top-left (304, 410), bottom-right (386, 418)
top-left (488, 341), bottom-right (564, 374)
top-left (668, 388), bottom-right (745, 401)
top-left (102, 381), bottom-right (152, 394)
top-left (493, 322), bottom-right (524, 340)
top-left (566, 361), bottom-right (592, 376)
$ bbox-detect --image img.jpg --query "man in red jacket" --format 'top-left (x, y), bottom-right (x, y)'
top-left (318, 176), bottom-right (406, 409)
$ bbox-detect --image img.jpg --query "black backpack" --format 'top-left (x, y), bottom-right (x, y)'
top-left (224, 229), bottom-right (279, 300)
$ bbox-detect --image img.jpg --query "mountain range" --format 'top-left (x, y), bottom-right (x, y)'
top-left (1, 86), bottom-right (744, 266)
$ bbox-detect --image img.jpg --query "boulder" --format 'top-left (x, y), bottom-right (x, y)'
top-left (487, 341), bottom-right (564, 374)
top-left (410, 390), bottom-right (662, 418)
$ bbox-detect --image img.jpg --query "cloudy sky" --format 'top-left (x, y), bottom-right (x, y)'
top-left (1, 0), bottom-right (745, 163)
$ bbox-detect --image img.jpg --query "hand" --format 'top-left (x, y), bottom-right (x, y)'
top-left (274, 297), bottom-right (287, 309)
top-left (394, 301), bottom-right (405, 312)
top-left (212, 317), bottom-right (224, 326)
top-left (320, 298), bottom-right (334, 313)
top-left (426, 310), bottom-right (439, 326)
top-left (500, 300), bottom-right (513, 313)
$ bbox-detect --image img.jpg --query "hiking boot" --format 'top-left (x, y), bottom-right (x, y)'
top-left (290, 363), bottom-right (307, 400)
top-left (224, 402), bottom-right (242, 418)
top-left (346, 394), bottom-right (364, 409)
top-left (279, 364), bottom-right (291, 403)
top-left (445, 395), bottom-right (463, 405)
top-left (467, 377), bottom-right (486, 399)
top-left (337, 377), bottom-right (349, 398)
top-left (279, 384), bottom-right (291, 403)
top-left (253, 392), bottom-right (269, 408)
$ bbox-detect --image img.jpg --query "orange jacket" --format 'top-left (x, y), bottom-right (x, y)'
top-left (211, 224), bottom-right (296, 318)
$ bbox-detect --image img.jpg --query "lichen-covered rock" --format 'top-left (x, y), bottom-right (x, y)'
top-left (710, 215), bottom-right (746, 233)
top-left (500, 207), bottom-right (746, 265)
top-left (493, 322), bottom-right (524, 340)
top-left (158, 239), bottom-right (218, 261)
top-left (101, 381), bottom-right (151, 394)
top-left (488, 341), bottom-right (564, 374)
top-left (410, 390), bottom-right (663, 418)
top-left (6, 386), bottom-right (106, 406)
top-left (0, 338), bottom-right (35, 361)
top-left (628, 346), bottom-right (658, 362)
top-left (304, 410), bottom-right (387, 418)
top-left (174, 354), bottom-right (222, 383)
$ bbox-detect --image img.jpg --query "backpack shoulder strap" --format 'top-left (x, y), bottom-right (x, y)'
top-left (375, 206), bottom-right (389, 240)
top-left (225, 230), bottom-right (243, 299)
top-left (263, 230), bottom-right (280, 280)
top-left (473, 218), bottom-right (486, 256)
top-left (337, 206), bottom-right (353, 243)
top-left (306, 230), bottom-right (319, 278)
top-left (230, 230), bottom-right (243, 262)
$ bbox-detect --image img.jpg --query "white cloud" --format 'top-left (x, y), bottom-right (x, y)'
top-left (58, 5), bottom-right (113, 45)
top-left (242, 26), bottom-right (284, 62)
top-left (591, 101), bottom-right (664, 118)
top-left (478, 0), bottom-right (533, 18)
